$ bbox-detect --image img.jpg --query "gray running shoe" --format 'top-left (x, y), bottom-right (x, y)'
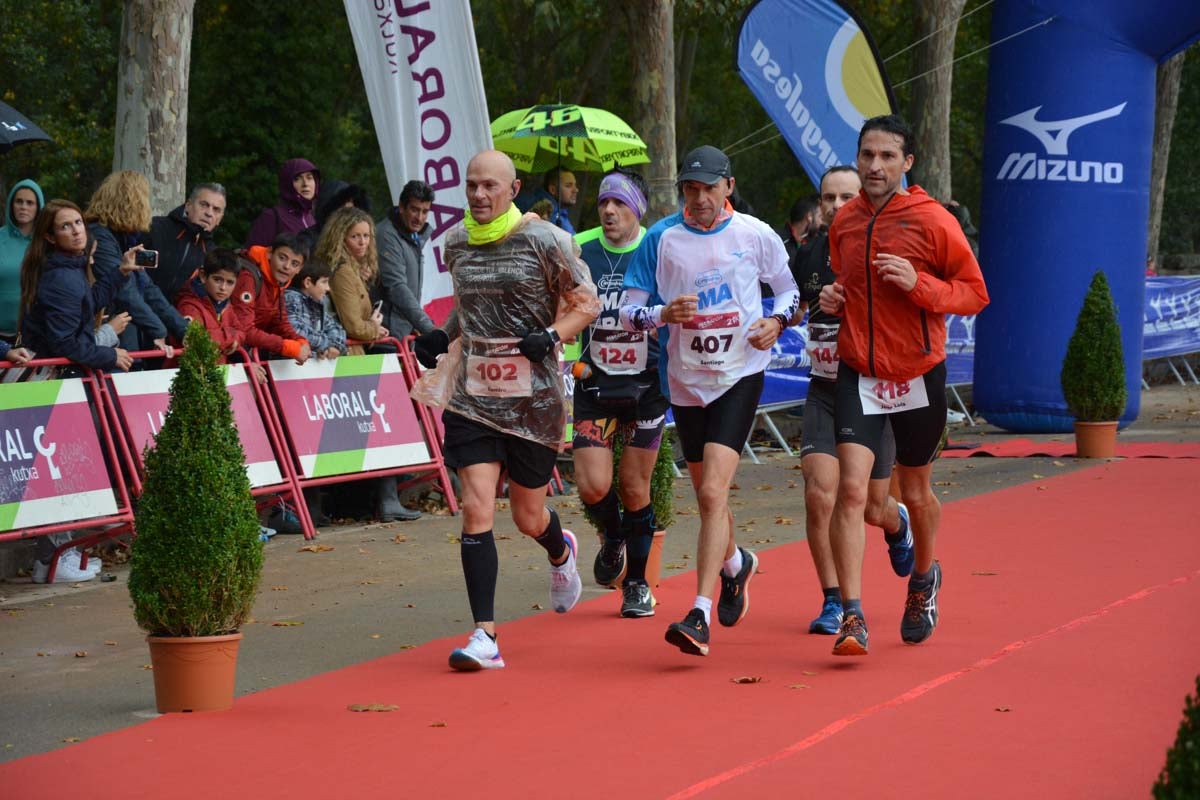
top-left (620, 581), bottom-right (654, 618)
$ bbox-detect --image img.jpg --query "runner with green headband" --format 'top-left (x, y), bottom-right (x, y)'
top-left (411, 149), bottom-right (600, 671)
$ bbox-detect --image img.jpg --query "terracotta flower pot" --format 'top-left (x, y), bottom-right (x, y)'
top-left (1074, 421), bottom-right (1118, 459)
top-left (146, 632), bottom-right (243, 713)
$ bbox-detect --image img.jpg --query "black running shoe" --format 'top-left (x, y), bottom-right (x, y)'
top-left (665, 608), bottom-right (710, 656)
top-left (620, 581), bottom-right (654, 618)
top-left (901, 562), bottom-right (942, 644)
top-left (832, 614), bottom-right (869, 656)
top-left (717, 547), bottom-right (758, 627)
top-left (593, 536), bottom-right (627, 588)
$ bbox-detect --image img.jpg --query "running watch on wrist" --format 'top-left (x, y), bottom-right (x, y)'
top-left (545, 327), bottom-right (561, 345)
top-left (770, 313), bottom-right (789, 333)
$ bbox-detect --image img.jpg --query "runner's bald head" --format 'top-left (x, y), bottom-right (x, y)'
top-left (466, 149), bottom-right (521, 224)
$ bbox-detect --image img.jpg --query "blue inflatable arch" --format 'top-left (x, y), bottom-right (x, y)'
top-left (974, 0), bottom-right (1200, 432)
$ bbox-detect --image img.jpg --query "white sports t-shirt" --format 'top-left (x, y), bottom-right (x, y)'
top-left (622, 210), bottom-right (799, 407)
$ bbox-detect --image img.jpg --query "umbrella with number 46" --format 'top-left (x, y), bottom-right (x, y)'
top-left (490, 104), bottom-right (649, 173)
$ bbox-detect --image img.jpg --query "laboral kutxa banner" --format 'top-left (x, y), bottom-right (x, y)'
top-left (0, 378), bottom-right (117, 532)
top-left (268, 354), bottom-right (430, 478)
top-left (108, 366), bottom-right (283, 489)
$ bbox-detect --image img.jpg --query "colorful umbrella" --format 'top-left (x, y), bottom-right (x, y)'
top-left (490, 104), bottom-right (649, 173)
top-left (0, 101), bottom-right (53, 155)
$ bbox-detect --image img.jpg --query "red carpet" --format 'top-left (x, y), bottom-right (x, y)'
top-left (3, 460), bottom-right (1199, 799)
top-left (942, 438), bottom-right (1200, 458)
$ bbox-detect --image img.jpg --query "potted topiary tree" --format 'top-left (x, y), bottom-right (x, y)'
top-left (127, 323), bottom-right (264, 712)
top-left (1060, 270), bottom-right (1127, 458)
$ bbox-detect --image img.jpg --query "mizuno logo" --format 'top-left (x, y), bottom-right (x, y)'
top-left (998, 103), bottom-right (1126, 156)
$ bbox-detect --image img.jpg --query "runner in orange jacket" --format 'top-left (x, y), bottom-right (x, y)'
top-left (820, 114), bottom-right (989, 656)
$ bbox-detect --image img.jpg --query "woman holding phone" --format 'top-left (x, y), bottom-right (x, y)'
top-left (85, 171), bottom-right (186, 357)
top-left (319, 206), bottom-right (387, 356)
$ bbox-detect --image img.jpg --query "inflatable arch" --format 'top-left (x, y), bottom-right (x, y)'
top-left (974, 0), bottom-right (1200, 432)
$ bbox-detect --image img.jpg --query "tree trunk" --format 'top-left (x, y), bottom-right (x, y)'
top-left (1148, 50), bottom-right (1186, 266)
top-left (626, 0), bottom-right (677, 224)
top-left (909, 0), bottom-right (966, 202)
top-left (675, 28), bottom-right (699, 157)
top-left (113, 0), bottom-right (194, 216)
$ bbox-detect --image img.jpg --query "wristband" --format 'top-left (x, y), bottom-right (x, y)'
top-left (770, 313), bottom-right (789, 333)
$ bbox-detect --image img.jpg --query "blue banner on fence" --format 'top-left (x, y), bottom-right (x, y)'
top-left (1144, 276), bottom-right (1200, 360)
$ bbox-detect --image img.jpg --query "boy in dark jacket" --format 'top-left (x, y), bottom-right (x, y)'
top-left (232, 233), bottom-right (311, 364)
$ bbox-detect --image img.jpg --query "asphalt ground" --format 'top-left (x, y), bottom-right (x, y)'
top-left (0, 383), bottom-right (1195, 764)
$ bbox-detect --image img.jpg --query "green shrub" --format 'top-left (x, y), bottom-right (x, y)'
top-left (1154, 675), bottom-right (1200, 799)
top-left (583, 428), bottom-right (676, 533)
top-left (1060, 270), bottom-right (1127, 422)
top-left (127, 323), bottom-right (264, 637)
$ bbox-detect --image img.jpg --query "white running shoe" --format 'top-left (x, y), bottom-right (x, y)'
top-left (448, 628), bottom-right (505, 671)
top-left (550, 529), bottom-right (582, 614)
top-left (32, 550), bottom-right (100, 584)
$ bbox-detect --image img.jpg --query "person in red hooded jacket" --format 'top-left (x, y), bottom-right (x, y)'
top-left (819, 115), bottom-right (989, 657)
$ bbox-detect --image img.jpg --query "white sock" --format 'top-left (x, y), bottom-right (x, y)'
top-left (693, 595), bottom-right (713, 624)
top-left (723, 547), bottom-right (744, 578)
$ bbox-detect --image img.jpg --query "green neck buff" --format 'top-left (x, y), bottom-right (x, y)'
top-left (464, 204), bottom-right (523, 245)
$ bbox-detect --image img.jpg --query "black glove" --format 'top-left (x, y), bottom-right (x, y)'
top-left (518, 328), bottom-right (556, 363)
top-left (413, 329), bottom-right (449, 369)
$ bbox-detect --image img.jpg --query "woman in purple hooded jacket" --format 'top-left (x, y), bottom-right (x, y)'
top-left (244, 158), bottom-right (321, 247)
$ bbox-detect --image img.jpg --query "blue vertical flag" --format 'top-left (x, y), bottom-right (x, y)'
top-left (735, 0), bottom-right (896, 185)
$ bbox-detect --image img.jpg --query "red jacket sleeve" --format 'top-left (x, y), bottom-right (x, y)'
top-left (907, 210), bottom-right (990, 316)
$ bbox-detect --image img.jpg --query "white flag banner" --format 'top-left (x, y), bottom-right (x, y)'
top-left (344, 0), bottom-right (492, 322)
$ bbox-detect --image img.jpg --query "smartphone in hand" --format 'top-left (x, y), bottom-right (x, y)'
top-left (135, 249), bottom-right (159, 268)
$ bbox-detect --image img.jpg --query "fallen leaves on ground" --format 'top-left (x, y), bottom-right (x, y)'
top-left (730, 483), bottom-right (741, 490)
top-left (802, 670), bottom-right (818, 676)
top-left (359, 579), bottom-right (379, 585)
top-left (271, 585), bottom-right (288, 591)
top-left (995, 706), bottom-right (1012, 713)
top-left (531, 603), bottom-right (544, 610)
top-left (104, 641), bottom-right (117, 646)
top-left (392, 534), bottom-right (408, 543)
top-left (972, 571), bottom-right (998, 576)
top-left (788, 684), bottom-right (811, 690)
top-left (272, 621), bottom-right (303, 627)
top-left (731, 676), bottom-right (763, 684)
top-left (142, 664), bottom-right (153, 670)
top-left (298, 544), bottom-right (334, 553)
top-left (790, 464), bottom-right (803, 470)
top-left (1052, 460), bottom-right (1066, 466)
top-left (664, 563), bottom-right (687, 570)
top-left (347, 703), bottom-right (398, 712)
top-left (429, 721), bottom-right (447, 727)
top-left (370, 634), bottom-right (382, 639)
top-left (74, 651), bottom-right (87, 658)
top-left (755, 485), bottom-right (774, 491)
top-left (775, 516), bottom-right (792, 525)
top-left (62, 737), bottom-right (81, 743)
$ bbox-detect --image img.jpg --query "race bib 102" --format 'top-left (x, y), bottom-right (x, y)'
top-left (466, 338), bottom-right (532, 398)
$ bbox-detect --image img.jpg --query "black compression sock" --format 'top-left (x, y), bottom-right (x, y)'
top-left (460, 531), bottom-right (498, 624)
top-left (584, 488), bottom-right (623, 542)
top-left (533, 508), bottom-right (568, 563)
top-left (622, 503), bottom-right (656, 582)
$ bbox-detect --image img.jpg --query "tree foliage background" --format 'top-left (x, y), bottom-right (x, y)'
top-left (0, 0), bottom-right (1195, 255)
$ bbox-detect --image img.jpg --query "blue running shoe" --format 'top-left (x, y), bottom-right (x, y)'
top-left (886, 502), bottom-right (915, 577)
top-left (901, 562), bottom-right (942, 644)
top-left (809, 596), bottom-right (844, 635)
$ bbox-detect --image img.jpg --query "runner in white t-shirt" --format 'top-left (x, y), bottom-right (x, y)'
top-left (620, 145), bottom-right (800, 656)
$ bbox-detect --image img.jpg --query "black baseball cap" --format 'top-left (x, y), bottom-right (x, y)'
top-left (677, 145), bottom-right (731, 185)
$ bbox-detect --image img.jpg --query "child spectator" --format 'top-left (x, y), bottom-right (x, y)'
top-left (245, 159), bottom-right (321, 247)
top-left (284, 257), bottom-right (346, 359)
top-left (85, 171), bottom-right (187, 356)
top-left (1, 179), bottom-right (44, 337)
top-left (319, 207), bottom-right (387, 355)
top-left (176, 248), bottom-right (245, 360)
top-left (232, 233), bottom-right (311, 364)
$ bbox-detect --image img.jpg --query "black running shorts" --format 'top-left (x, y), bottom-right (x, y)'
top-left (441, 411), bottom-right (559, 489)
top-left (833, 361), bottom-right (947, 467)
top-left (671, 372), bottom-right (765, 464)
top-left (800, 377), bottom-right (896, 479)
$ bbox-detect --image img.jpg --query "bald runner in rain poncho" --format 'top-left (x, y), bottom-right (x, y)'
top-left (411, 149), bottom-right (599, 672)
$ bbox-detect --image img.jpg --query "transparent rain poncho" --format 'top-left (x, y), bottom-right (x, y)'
top-left (412, 216), bottom-right (599, 450)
